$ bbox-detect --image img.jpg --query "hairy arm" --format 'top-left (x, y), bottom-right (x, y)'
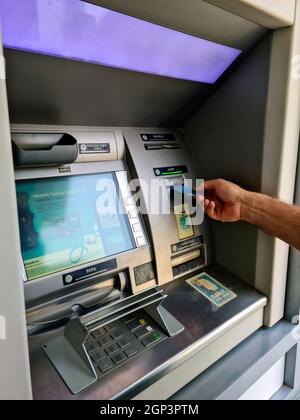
top-left (240, 190), bottom-right (300, 250)
top-left (200, 179), bottom-right (300, 251)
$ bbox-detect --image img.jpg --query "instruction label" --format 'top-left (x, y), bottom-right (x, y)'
top-left (174, 203), bottom-right (194, 240)
top-left (186, 272), bottom-right (237, 307)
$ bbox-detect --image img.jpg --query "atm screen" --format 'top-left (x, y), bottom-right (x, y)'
top-left (16, 173), bottom-right (135, 281)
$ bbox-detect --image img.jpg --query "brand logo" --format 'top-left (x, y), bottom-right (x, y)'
top-left (0, 315), bottom-right (6, 340)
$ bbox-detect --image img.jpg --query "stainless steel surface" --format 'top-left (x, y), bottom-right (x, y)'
top-left (171, 320), bottom-right (296, 400)
top-left (29, 265), bottom-right (266, 400)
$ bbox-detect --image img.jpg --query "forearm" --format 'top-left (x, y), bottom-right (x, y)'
top-left (240, 191), bottom-right (300, 250)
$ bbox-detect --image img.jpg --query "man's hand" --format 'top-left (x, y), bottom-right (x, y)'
top-left (198, 179), bottom-right (245, 222)
top-left (197, 178), bottom-right (300, 250)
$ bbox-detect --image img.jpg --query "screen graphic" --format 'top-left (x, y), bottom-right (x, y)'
top-left (16, 173), bottom-right (134, 281)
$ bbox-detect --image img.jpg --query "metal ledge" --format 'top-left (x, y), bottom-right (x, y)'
top-left (171, 320), bottom-right (298, 400)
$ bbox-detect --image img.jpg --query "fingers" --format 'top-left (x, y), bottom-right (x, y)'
top-left (204, 198), bottom-right (210, 211)
top-left (206, 201), bottom-right (216, 219)
top-left (198, 197), bottom-right (218, 220)
top-left (202, 179), bottom-right (221, 191)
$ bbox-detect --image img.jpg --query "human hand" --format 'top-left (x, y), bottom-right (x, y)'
top-left (198, 179), bottom-right (245, 222)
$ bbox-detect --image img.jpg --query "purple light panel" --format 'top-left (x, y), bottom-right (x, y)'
top-left (0, 0), bottom-right (241, 84)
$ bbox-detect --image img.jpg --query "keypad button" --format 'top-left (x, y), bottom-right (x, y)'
top-left (91, 349), bottom-right (106, 363)
top-left (117, 337), bottom-right (130, 349)
top-left (123, 315), bottom-right (136, 324)
top-left (92, 328), bottom-right (105, 339)
top-left (125, 347), bottom-right (138, 357)
top-left (98, 360), bottom-right (114, 373)
top-left (111, 352), bottom-right (126, 365)
top-left (104, 324), bottom-right (114, 332)
top-left (105, 343), bottom-right (119, 355)
top-left (142, 331), bottom-right (162, 347)
top-left (134, 325), bottom-right (153, 339)
top-left (127, 318), bottom-right (146, 331)
top-left (85, 335), bottom-right (95, 345)
top-left (98, 334), bottom-right (112, 346)
top-left (110, 328), bottom-right (123, 340)
top-left (85, 341), bottom-right (99, 354)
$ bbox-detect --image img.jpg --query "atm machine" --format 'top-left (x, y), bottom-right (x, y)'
top-left (10, 125), bottom-right (266, 399)
top-left (0, 0), bottom-right (300, 401)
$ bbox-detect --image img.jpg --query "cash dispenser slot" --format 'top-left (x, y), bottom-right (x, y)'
top-left (26, 273), bottom-right (127, 331)
top-left (12, 132), bottom-right (78, 167)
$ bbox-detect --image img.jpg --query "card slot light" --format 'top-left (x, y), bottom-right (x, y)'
top-left (0, 0), bottom-right (241, 84)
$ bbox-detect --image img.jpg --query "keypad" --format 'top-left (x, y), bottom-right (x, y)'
top-left (84, 312), bottom-right (166, 379)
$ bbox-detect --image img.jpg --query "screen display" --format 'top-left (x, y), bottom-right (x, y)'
top-left (16, 173), bottom-right (135, 281)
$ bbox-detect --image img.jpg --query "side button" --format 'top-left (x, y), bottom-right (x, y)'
top-left (142, 331), bottom-right (162, 347)
top-left (136, 237), bottom-right (146, 247)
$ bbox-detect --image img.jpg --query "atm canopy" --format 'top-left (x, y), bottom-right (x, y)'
top-left (0, 0), bottom-right (242, 84)
top-left (0, 0), bottom-right (269, 128)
